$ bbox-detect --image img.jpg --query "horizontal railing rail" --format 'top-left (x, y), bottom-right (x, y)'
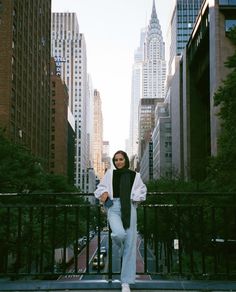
top-left (0, 192), bottom-right (235, 281)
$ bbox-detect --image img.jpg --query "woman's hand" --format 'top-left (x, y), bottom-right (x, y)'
top-left (100, 192), bottom-right (108, 203)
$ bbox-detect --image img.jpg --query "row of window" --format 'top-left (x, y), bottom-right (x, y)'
top-left (219, 0), bottom-right (236, 5)
top-left (225, 19), bottom-right (236, 32)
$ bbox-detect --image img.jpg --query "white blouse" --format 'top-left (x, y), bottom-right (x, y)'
top-left (94, 169), bottom-right (147, 202)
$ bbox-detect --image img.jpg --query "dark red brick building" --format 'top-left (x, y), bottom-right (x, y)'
top-left (0, 0), bottom-right (51, 168)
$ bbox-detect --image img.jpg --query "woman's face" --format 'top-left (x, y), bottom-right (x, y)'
top-left (114, 153), bottom-right (126, 169)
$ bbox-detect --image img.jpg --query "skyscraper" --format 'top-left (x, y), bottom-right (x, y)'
top-left (128, 28), bottom-right (146, 159)
top-left (93, 89), bottom-right (104, 179)
top-left (0, 0), bottom-right (51, 168)
top-left (138, 0), bottom-right (166, 173)
top-left (50, 58), bottom-right (69, 177)
top-left (51, 13), bottom-right (89, 191)
top-left (143, 0), bottom-right (166, 100)
top-left (167, 0), bottom-right (203, 178)
top-left (168, 0), bottom-right (203, 75)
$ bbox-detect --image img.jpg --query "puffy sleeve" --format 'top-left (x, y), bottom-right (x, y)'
top-left (94, 169), bottom-right (111, 199)
top-left (131, 172), bottom-right (147, 202)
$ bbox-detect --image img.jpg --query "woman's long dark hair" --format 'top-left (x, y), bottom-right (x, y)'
top-left (112, 150), bottom-right (130, 169)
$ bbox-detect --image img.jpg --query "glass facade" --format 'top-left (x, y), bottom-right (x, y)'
top-left (219, 0), bottom-right (236, 5)
top-left (176, 0), bottom-right (203, 55)
top-left (225, 19), bottom-right (236, 31)
top-left (168, 0), bottom-right (203, 75)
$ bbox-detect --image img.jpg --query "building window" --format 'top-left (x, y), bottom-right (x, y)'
top-left (219, 0), bottom-right (236, 5)
top-left (225, 19), bottom-right (236, 32)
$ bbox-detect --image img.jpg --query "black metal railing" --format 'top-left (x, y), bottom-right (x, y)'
top-left (0, 192), bottom-right (235, 280)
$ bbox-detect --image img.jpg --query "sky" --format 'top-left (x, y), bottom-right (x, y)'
top-left (52, 0), bottom-right (174, 156)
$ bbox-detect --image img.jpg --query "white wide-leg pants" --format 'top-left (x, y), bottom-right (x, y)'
top-left (107, 198), bottom-right (137, 284)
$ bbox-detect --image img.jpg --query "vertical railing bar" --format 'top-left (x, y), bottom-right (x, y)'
top-left (223, 207), bottom-right (229, 278)
top-left (166, 207), bottom-right (171, 274)
top-left (5, 207), bottom-right (10, 273)
top-left (211, 207), bottom-right (217, 275)
top-left (86, 205), bottom-right (90, 273)
top-left (15, 207), bottom-right (22, 273)
top-left (188, 207), bottom-right (194, 275)
top-left (39, 207), bottom-right (45, 273)
top-left (108, 224), bottom-right (113, 281)
top-left (199, 206), bottom-right (206, 276)
top-left (63, 207), bottom-right (68, 274)
top-left (74, 206), bottom-right (79, 274)
top-left (154, 205), bottom-right (159, 273)
top-left (176, 193), bottom-right (182, 276)
top-left (51, 206), bottom-right (56, 274)
top-left (143, 205), bottom-right (148, 273)
top-left (27, 207), bottom-right (33, 274)
top-left (97, 204), bottom-right (101, 274)
top-left (177, 205), bottom-right (182, 276)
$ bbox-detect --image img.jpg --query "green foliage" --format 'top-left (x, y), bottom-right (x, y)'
top-left (45, 174), bottom-right (78, 193)
top-left (0, 129), bottom-right (47, 192)
top-left (146, 177), bottom-right (215, 192)
top-left (0, 129), bottom-right (78, 193)
top-left (147, 178), bottom-right (201, 192)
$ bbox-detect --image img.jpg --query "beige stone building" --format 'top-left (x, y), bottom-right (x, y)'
top-left (93, 89), bottom-right (105, 179)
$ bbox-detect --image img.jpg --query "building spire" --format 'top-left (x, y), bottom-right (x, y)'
top-left (147, 0), bottom-right (161, 38)
top-left (152, 0), bottom-right (156, 18)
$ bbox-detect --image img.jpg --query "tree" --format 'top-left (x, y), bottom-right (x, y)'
top-left (0, 129), bottom-right (78, 193)
top-left (0, 129), bottom-right (47, 192)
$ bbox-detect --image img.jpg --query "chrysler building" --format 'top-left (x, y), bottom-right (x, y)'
top-left (143, 0), bottom-right (166, 100)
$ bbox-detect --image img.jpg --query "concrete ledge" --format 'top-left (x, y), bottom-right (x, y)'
top-left (0, 279), bottom-right (236, 291)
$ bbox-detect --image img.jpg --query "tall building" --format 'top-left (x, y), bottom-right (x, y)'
top-left (140, 141), bottom-right (153, 183)
top-left (143, 0), bottom-right (166, 100)
top-left (168, 0), bottom-right (236, 180)
top-left (128, 28), bottom-right (146, 159)
top-left (182, 0), bottom-right (236, 180)
top-left (50, 58), bottom-right (69, 177)
top-left (93, 89), bottom-right (104, 179)
top-left (152, 101), bottom-right (172, 179)
top-left (86, 74), bottom-right (94, 170)
top-left (138, 98), bottom-right (160, 159)
top-left (67, 109), bottom-right (76, 186)
top-left (0, 0), bottom-right (51, 168)
top-left (168, 0), bottom-right (203, 75)
top-left (51, 13), bottom-right (89, 191)
top-left (138, 0), bottom-right (166, 176)
top-left (102, 141), bottom-right (111, 171)
top-left (164, 0), bottom-right (203, 178)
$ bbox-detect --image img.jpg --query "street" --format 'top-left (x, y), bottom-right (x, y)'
top-left (59, 232), bottom-right (152, 281)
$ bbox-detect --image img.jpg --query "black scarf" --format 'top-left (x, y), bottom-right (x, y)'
top-left (113, 169), bottom-right (136, 229)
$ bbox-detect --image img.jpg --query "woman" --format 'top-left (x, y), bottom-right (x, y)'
top-left (94, 150), bottom-right (147, 292)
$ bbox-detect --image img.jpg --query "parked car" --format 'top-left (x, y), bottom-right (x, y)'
top-left (92, 254), bottom-right (105, 269)
top-left (102, 226), bottom-right (109, 232)
top-left (100, 246), bottom-right (107, 256)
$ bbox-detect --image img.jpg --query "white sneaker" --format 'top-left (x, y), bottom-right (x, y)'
top-left (122, 283), bottom-right (130, 292)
